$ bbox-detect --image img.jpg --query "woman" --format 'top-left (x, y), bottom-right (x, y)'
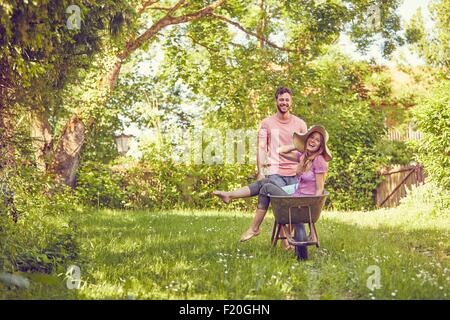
top-left (213, 125), bottom-right (332, 245)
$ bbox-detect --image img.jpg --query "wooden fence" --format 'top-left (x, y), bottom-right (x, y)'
top-left (374, 164), bottom-right (425, 208)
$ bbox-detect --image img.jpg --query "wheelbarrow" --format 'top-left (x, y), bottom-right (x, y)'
top-left (269, 192), bottom-right (328, 261)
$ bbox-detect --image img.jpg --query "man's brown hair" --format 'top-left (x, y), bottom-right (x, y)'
top-left (275, 87), bottom-right (293, 100)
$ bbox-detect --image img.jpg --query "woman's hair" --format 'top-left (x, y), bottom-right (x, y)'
top-left (296, 132), bottom-right (324, 175)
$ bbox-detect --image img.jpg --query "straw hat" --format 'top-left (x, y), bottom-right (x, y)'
top-left (293, 125), bottom-right (332, 161)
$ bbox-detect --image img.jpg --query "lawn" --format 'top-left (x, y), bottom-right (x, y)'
top-left (69, 205), bottom-right (449, 300)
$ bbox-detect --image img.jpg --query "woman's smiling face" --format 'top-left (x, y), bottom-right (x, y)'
top-left (306, 132), bottom-right (322, 153)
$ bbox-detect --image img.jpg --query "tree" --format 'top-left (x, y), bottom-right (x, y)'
top-left (404, 0), bottom-right (449, 210)
top-left (0, 0), bottom-right (132, 184)
top-left (405, 0), bottom-right (450, 72)
top-left (1, 0), bottom-right (404, 187)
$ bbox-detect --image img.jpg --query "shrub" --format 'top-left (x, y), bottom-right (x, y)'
top-left (376, 139), bottom-right (417, 166)
top-left (119, 145), bottom-right (256, 210)
top-left (399, 182), bottom-right (449, 217)
top-left (413, 80), bottom-right (450, 194)
top-left (75, 145), bottom-right (257, 211)
top-left (75, 161), bottom-right (125, 208)
top-left (1, 169), bottom-right (80, 275)
top-left (306, 101), bottom-right (387, 210)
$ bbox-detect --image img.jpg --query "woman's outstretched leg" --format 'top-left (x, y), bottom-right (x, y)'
top-left (240, 182), bottom-right (289, 242)
top-left (212, 186), bottom-right (251, 204)
top-left (213, 178), bottom-right (272, 204)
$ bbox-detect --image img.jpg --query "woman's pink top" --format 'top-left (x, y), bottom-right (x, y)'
top-left (292, 152), bottom-right (328, 196)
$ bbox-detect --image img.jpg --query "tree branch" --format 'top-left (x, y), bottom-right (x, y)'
top-left (104, 0), bottom-right (225, 91)
top-left (146, 6), bottom-right (172, 11)
top-left (165, 0), bottom-right (189, 17)
top-left (138, 0), bottom-right (160, 15)
top-left (120, 0), bottom-right (225, 59)
top-left (210, 13), bottom-right (298, 53)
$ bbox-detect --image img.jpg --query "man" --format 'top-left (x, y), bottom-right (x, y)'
top-left (212, 87), bottom-right (308, 244)
top-left (212, 87), bottom-right (306, 204)
top-left (256, 87), bottom-right (307, 187)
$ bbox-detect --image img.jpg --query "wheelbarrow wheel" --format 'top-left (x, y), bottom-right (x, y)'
top-left (294, 223), bottom-right (308, 261)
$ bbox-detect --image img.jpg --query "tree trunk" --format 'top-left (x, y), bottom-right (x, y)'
top-left (257, 0), bottom-right (267, 49)
top-left (49, 115), bottom-right (85, 188)
top-left (30, 110), bottom-right (53, 171)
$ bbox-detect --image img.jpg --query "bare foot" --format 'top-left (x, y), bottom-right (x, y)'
top-left (240, 228), bottom-right (260, 242)
top-left (213, 190), bottom-right (232, 204)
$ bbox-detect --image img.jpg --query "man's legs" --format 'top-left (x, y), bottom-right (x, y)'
top-left (283, 175), bottom-right (297, 186)
top-left (276, 175), bottom-right (297, 249)
top-left (254, 179), bottom-right (297, 249)
top-left (267, 174), bottom-right (297, 187)
top-left (266, 174), bottom-right (285, 187)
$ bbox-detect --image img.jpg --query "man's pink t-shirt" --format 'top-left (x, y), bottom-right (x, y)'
top-left (293, 152), bottom-right (328, 196)
top-left (258, 114), bottom-right (307, 176)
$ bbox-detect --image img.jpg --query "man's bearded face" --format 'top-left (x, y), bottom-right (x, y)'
top-left (276, 92), bottom-right (291, 114)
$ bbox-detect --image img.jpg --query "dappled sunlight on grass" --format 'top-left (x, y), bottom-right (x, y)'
top-left (75, 208), bottom-right (450, 300)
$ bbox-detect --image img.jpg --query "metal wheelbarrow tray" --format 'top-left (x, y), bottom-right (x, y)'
top-left (269, 192), bottom-right (328, 261)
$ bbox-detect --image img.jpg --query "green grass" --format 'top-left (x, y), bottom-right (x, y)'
top-left (2, 203), bottom-right (448, 300)
top-left (68, 205), bottom-right (449, 300)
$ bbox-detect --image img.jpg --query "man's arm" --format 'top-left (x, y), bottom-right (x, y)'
top-left (276, 144), bottom-right (298, 162)
top-left (256, 124), bottom-right (268, 180)
top-left (300, 119), bottom-right (307, 133)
